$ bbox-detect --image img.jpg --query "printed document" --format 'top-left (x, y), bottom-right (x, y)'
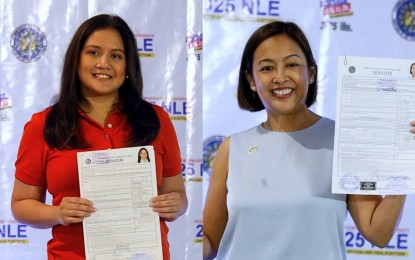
top-left (332, 56), bottom-right (415, 195)
top-left (77, 146), bottom-right (162, 260)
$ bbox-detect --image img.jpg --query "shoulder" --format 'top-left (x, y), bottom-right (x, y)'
top-left (151, 104), bottom-right (171, 122)
top-left (151, 103), bottom-right (166, 114)
top-left (18, 107), bottom-right (52, 144)
top-left (32, 107), bottom-right (52, 119)
top-left (322, 116), bottom-right (334, 126)
top-left (316, 117), bottom-right (335, 133)
top-left (230, 125), bottom-right (260, 140)
top-left (213, 137), bottom-right (230, 169)
top-left (321, 116), bottom-right (334, 125)
top-left (219, 136), bottom-right (230, 151)
top-left (24, 107), bottom-right (52, 129)
top-left (149, 104), bottom-right (178, 139)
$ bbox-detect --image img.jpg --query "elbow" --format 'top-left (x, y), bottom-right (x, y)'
top-left (365, 232), bottom-right (394, 249)
top-left (10, 204), bottom-right (32, 227)
top-left (10, 199), bottom-right (30, 225)
top-left (372, 240), bottom-right (389, 249)
top-left (10, 200), bottom-right (22, 223)
top-left (371, 233), bottom-right (394, 248)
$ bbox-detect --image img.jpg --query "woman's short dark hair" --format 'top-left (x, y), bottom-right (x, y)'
top-left (410, 63), bottom-right (415, 74)
top-left (45, 14), bottom-right (159, 149)
top-left (237, 21), bottom-right (318, 111)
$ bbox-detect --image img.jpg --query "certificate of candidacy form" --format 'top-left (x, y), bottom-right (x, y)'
top-left (77, 146), bottom-right (163, 260)
top-left (332, 56), bottom-right (415, 195)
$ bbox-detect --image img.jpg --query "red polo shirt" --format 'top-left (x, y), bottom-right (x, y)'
top-left (15, 104), bottom-right (181, 260)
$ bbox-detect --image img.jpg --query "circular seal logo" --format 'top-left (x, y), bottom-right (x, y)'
top-left (202, 135), bottom-right (226, 179)
top-left (392, 0), bottom-right (415, 41)
top-left (339, 173), bottom-right (360, 193)
top-left (10, 24), bottom-right (47, 62)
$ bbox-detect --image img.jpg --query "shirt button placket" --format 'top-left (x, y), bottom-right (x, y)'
top-left (105, 123), bottom-right (113, 149)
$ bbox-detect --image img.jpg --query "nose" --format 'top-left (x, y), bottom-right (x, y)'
top-left (96, 55), bottom-right (110, 69)
top-left (272, 66), bottom-right (286, 84)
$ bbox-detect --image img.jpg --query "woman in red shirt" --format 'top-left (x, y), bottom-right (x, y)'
top-left (11, 14), bottom-right (187, 260)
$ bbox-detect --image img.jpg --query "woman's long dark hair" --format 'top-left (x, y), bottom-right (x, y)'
top-left (44, 14), bottom-right (159, 149)
top-left (137, 147), bottom-right (150, 163)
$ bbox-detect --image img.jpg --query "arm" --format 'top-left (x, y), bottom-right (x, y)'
top-left (149, 106), bottom-right (187, 222)
top-left (347, 194), bottom-right (406, 248)
top-left (11, 179), bottom-right (95, 229)
top-left (348, 121), bottom-right (413, 247)
top-left (151, 174), bottom-right (188, 222)
top-left (203, 137), bottom-right (230, 260)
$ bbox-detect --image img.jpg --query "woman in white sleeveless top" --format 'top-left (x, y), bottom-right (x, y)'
top-left (203, 21), bottom-right (414, 260)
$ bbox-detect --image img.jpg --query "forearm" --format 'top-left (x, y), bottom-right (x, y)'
top-left (365, 195), bottom-right (406, 247)
top-left (12, 199), bottom-right (60, 229)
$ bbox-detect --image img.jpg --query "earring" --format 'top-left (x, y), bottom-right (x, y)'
top-left (309, 78), bottom-right (314, 83)
top-left (126, 75), bottom-right (129, 79)
top-left (250, 82), bottom-right (256, 91)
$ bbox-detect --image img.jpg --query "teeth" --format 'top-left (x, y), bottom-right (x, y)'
top-left (272, 88), bottom-right (292, 95)
top-left (95, 73), bottom-right (111, 79)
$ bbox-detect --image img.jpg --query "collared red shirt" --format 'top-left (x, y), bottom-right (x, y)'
top-left (15, 104), bottom-right (181, 260)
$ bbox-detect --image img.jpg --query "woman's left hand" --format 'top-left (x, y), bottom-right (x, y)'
top-left (150, 192), bottom-right (186, 221)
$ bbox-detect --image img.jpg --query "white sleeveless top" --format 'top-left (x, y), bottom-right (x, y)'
top-left (217, 118), bottom-right (347, 260)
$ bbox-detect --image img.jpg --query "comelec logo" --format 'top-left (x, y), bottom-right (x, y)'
top-left (10, 24), bottom-right (47, 63)
top-left (392, 0), bottom-right (415, 41)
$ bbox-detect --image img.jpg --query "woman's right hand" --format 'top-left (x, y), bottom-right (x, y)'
top-left (57, 197), bottom-right (96, 226)
top-left (11, 179), bottom-right (95, 229)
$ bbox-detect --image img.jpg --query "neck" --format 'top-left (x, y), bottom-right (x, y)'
top-left (81, 94), bottom-right (119, 126)
top-left (263, 109), bottom-right (320, 132)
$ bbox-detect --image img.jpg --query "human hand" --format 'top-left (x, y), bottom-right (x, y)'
top-left (57, 197), bottom-right (95, 226)
top-left (150, 192), bottom-right (185, 222)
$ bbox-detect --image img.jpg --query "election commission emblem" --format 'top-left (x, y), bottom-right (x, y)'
top-left (392, 0), bottom-right (415, 41)
top-left (10, 24), bottom-right (47, 62)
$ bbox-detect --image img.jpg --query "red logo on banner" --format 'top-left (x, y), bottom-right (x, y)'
top-left (321, 0), bottom-right (353, 18)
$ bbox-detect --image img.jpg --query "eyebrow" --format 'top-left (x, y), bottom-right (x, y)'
top-left (257, 54), bottom-right (302, 65)
top-left (84, 45), bottom-right (125, 53)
